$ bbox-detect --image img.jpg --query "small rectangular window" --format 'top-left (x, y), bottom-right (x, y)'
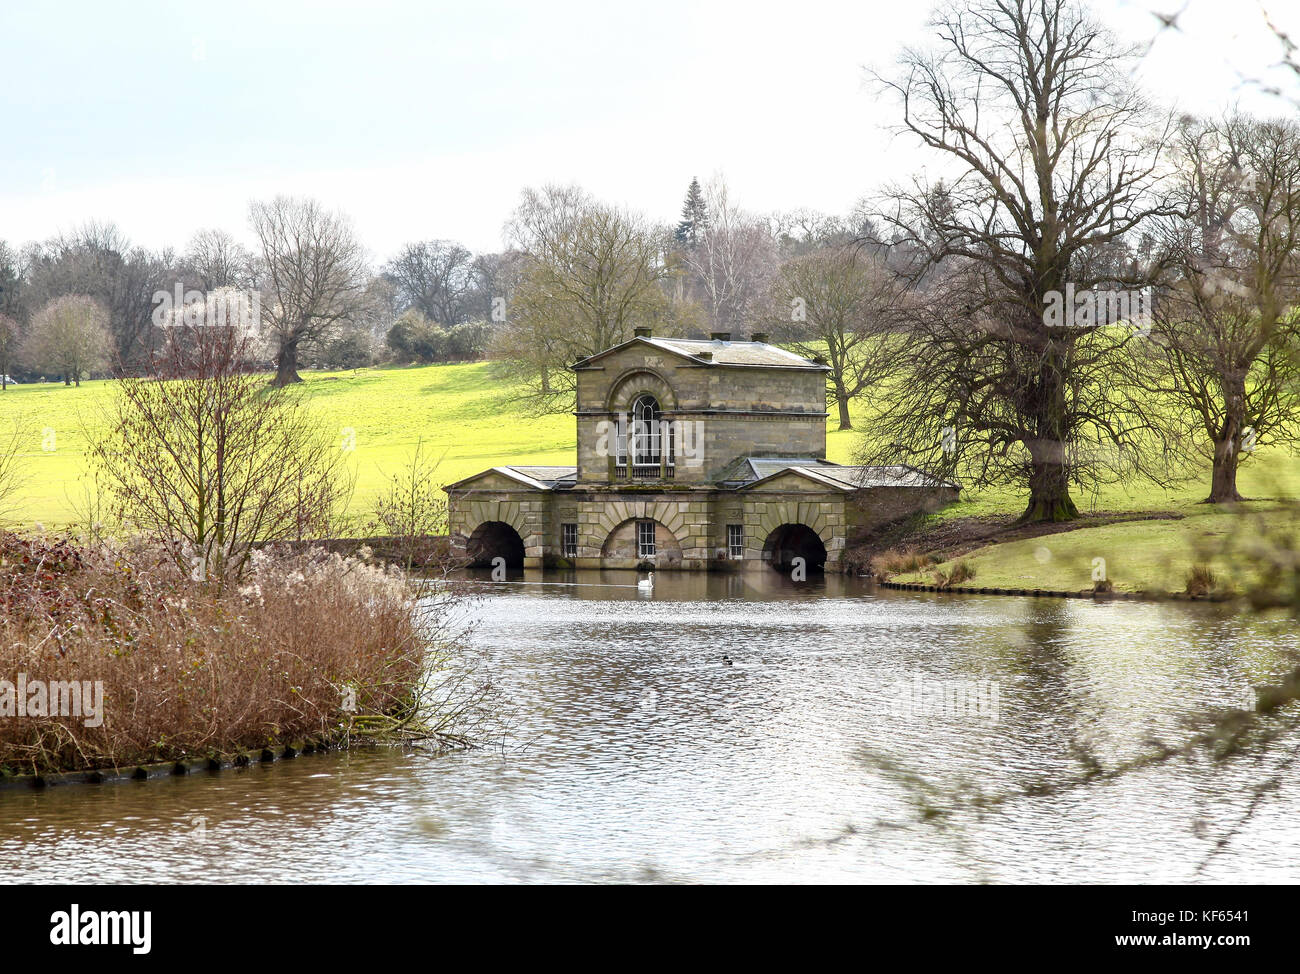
top-left (727, 524), bottom-right (744, 559)
top-left (637, 520), bottom-right (656, 558)
top-left (562, 523), bottom-right (578, 558)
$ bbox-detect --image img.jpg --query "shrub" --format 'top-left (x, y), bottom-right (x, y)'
top-left (1185, 563), bottom-right (1219, 597)
top-left (931, 559), bottom-right (977, 588)
top-left (88, 326), bottom-right (353, 588)
top-left (0, 533), bottom-right (455, 775)
top-left (870, 547), bottom-right (936, 579)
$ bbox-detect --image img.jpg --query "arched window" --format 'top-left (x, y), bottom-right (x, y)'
top-left (614, 390), bottom-right (675, 479)
top-left (630, 394), bottom-right (661, 474)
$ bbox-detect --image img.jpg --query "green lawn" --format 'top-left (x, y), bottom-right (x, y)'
top-left (0, 363), bottom-right (575, 528)
top-left (1, 362), bottom-right (1296, 594)
top-left (889, 504), bottom-right (1291, 593)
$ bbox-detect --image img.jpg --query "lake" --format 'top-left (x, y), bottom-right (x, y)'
top-left (2, 570), bottom-right (1298, 883)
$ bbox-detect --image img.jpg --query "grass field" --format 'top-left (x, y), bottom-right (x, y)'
top-left (0, 362), bottom-right (574, 528)
top-left (1, 361), bottom-right (1296, 591)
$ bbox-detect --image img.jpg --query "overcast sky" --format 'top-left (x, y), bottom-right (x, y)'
top-left (2, 0), bottom-right (1298, 263)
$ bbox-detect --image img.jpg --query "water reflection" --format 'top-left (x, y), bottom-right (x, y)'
top-left (1, 570), bottom-right (1297, 883)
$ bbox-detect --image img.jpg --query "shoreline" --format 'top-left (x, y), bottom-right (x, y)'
top-left (0, 735), bottom-right (346, 791)
top-left (873, 579), bottom-right (1234, 602)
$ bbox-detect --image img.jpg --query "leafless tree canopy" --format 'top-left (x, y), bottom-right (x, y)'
top-left (771, 246), bottom-right (910, 430)
top-left (182, 228), bottom-right (259, 292)
top-left (249, 195), bottom-right (369, 387)
top-left (89, 325), bottom-right (353, 588)
top-left (384, 240), bottom-right (476, 326)
top-left (859, 0), bottom-right (1177, 521)
top-left (1133, 114), bottom-right (1300, 503)
top-left (494, 184), bottom-right (673, 409)
top-left (682, 178), bottom-right (778, 337)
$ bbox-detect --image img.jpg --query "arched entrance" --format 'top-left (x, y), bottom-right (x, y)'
top-left (466, 521), bottom-right (525, 568)
top-left (600, 517), bottom-right (684, 567)
top-left (762, 523), bottom-right (827, 573)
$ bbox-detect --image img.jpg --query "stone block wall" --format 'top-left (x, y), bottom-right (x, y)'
top-left (448, 483), bottom-right (957, 574)
top-left (575, 344), bottom-right (827, 485)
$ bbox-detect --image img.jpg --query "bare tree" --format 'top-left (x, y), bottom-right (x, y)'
top-left (249, 196), bottom-right (368, 387)
top-left (385, 240), bottom-right (475, 325)
top-left (772, 246), bottom-right (909, 430)
top-left (497, 184), bottom-right (671, 407)
top-left (371, 438), bottom-right (448, 572)
top-left (0, 241), bottom-right (24, 321)
top-left (182, 228), bottom-right (259, 291)
top-left (862, 0), bottom-right (1176, 521)
top-left (1139, 114), bottom-right (1300, 502)
top-left (0, 414), bottom-right (28, 517)
top-left (24, 222), bottom-right (175, 366)
top-left (768, 208), bottom-right (853, 257)
top-left (683, 177), bottom-right (778, 336)
top-left (22, 295), bottom-right (111, 385)
top-left (89, 321), bottom-right (353, 588)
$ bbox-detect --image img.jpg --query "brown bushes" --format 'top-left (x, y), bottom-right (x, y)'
top-left (1184, 563), bottom-right (1222, 598)
top-left (932, 559), bottom-right (977, 588)
top-left (869, 547), bottom-right (936, 579)
top-left (0, 533), bottom-right (433, 775)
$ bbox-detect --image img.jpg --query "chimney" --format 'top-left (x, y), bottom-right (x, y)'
top-left (710, 331), bottom-right (731, 341)
top-left (697, 350), bottom-right (713, 362)
top-left (633, 326), bottom-right (652, 338)
top-left (750, 331), bottom-right (769, 343)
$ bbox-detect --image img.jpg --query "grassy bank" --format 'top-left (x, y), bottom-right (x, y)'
top-left (884, 505), bottom-right (1292, 594)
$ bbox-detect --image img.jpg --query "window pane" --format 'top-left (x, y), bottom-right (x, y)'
top-left (637, 520), bottom-right (656, 557)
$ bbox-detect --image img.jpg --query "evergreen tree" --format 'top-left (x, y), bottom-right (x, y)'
top-left (675, 177), bottom-right (708, 248)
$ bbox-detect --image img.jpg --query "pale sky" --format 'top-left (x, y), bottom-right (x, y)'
top-left (2, 0), bottom-right (1298, 264)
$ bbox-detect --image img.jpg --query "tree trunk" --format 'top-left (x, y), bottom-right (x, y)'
top-left (1208, 380), bottom-right (1246, 503)
top-left (836, 391), bottom-right (852, 431)
top-left (1207, 438), bottom-right (1242, 503)
top-left (1021, 348), bottom-right (1079, 523)
top-left (1022, 450), bottom-right (1080, 522)
top-left (271, 340), bottom-right (302, 387)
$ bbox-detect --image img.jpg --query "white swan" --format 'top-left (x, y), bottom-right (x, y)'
top-left (637, 572), bottom-right (655, 593)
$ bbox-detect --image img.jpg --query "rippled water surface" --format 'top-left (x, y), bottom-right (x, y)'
top-left (3, 570), bottom-right (1299, 883)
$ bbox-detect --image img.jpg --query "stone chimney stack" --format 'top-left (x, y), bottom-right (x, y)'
top-left (633, 326), bottom-right (652, 338)
top-left (750, 332), bottom-right (769, 343)
top-left (710, 331), bottom-right (731, 341)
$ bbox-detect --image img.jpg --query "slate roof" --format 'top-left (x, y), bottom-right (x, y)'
top-left (443, 465), bottom-right (577, 491)
top-left (572, 336), bottom-right (828, 371)
top-left (719, 457), bottom-right (957, 491)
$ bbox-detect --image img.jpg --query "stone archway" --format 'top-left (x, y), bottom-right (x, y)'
top-left (752, 498), bottom-right (839, 572)
top-left (600, 517), bottom-right (684, 568)
top-left (604, 367), bottom-right (678, 413)
top-left (762, 523), bottom-right (827, 572)
top-left (466, 521), bottom-right (525, 568)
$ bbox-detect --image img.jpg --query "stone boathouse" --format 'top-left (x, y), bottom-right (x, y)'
top-left (444, 328), bottom-right (957, 573)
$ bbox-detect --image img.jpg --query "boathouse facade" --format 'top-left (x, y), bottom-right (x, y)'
top-left (444, 328), bottom-right (957, 572)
